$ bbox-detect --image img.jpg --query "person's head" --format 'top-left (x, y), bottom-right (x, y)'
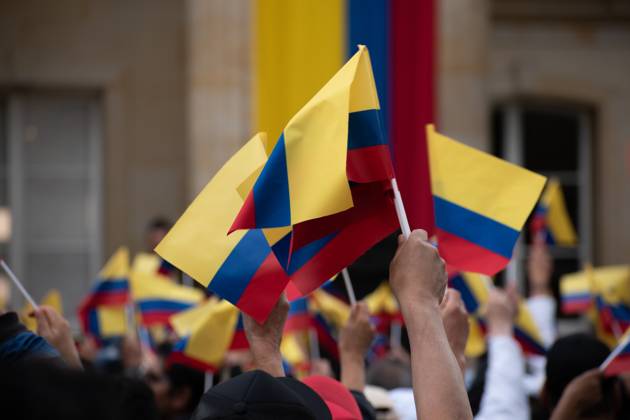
top-left (144, 360), bottom-right (204, 419)
top-left (366, 355), bottom-right (412, 390)
top-left (544, 333), bottom-right (616, 417)
top-left (146, 218), bottom-right (171, 250)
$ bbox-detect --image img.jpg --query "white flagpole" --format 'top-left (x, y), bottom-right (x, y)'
top-left (204, 372), bottom-right (214, 391)
top-left (0, 259), bottom-right (38, 309)
top-left (341, 268), bottom-right (357, 306)
top-left (390, 178), bottom-right (411, 239)
top-left (600, 332), bottom-right (630, 372)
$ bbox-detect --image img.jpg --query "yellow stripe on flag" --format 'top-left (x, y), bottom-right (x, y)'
top-left (155, 134), bottom-right (268, 284)
top-left (542, 179), bottom-right (578, 246)
top-left (427, 125), bottom-right (546, 230)
top-left (100, 247), bottom-right (130, 279)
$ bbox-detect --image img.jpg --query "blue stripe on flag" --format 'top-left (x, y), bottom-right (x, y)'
top-left (347, 109), bottom-right (386, 149)
top-left (253, 134), bottom-right (291, 227)
top-left (434, 196), bottom-right (519, 259)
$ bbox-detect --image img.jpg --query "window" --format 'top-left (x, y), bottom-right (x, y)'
top-left (493, 101), bottom-right (593, 305)
top-left (3, 91), bottom-right (103, 317)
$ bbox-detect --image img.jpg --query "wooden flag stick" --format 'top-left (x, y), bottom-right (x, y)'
top-left (0, 259), bottom-right (38, 309)
top-left (390, 178), bottom-right (411, 239)
top-left (341, 268), bottom-right (357, 306)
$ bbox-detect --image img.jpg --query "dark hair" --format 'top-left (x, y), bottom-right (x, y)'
top-left (545, 333), bottom-right (610, 406)
top-left (147, 217), bottom-right (172, 232)
top-left (167, 363), bottom-right (205, 413)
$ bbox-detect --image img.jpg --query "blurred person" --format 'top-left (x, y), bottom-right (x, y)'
top-left (525, 243), bottom-right (558, 396)
top-left (389, 229), bottom-right (473, 419)
top-left (364, 385), bottom-right (399, 420)
top-left (192, 297), bottom-right (363, 419)
top-left (474, 286), bottom-right (530, 420)
top-left (147, 217), bottom-right (172, 251)
top-left (0, 359), bottom-right (159, 420)
top-left (339, 301), bottom-right (379, 419)
top-left (543, 333), bottom-right (630, 419)
top-left (33, 305), bottom-right (82, 368)
top-left (0, 307), bottom-right (62, 364)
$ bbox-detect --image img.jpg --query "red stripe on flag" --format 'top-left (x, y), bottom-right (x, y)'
top-left (168, 352), bottom-right (218, 373)
top-left (141, 311), bottom-right (176, 326)
top-left (437, 229), bottom-right (510, 276)
top-left (285, 314), bottom-right (313, 333)
top-left (235, 253), bottom-right (290, 323)
top-left (390, 0), bottom-right (436, 234)
top-left (229, 331), bottom-right (249, 351)
top-left (604, 353), bottom-right (630, 377)
top-left (229, 193), bottom-right (257, 234)
top-left (347, 145), bottom-right (394, 183)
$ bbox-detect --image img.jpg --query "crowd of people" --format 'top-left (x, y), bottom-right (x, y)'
top-left (1, 229), bottom-right (629, 419)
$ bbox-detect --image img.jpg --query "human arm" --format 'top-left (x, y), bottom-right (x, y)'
top-left (440, 288), bottom-right (470, 375)
top-left (242, 296), bottom-right (289, 377)
top-left (339, 301), bottom-right (375, 392)
top-left (389, 230), bottom-right (473, 420)
top-left (476, 287), bottom-right (529, 420)
top-left (34, 305), bottom-right (82, 369)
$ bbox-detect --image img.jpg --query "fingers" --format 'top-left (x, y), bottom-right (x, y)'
top-left (34, 307), bottom-right (52, 337)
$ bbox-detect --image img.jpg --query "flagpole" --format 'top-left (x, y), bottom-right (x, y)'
top-left (600, 332), bottom-right (630, 372)
top-left (0, 259), bottom-right (38, 309)
top-left (204, 372), bottom-right (214, 392)
top-left (341, 268), bottom-right (357, 306)
top-left (390, 178), bottom-right (411, 239)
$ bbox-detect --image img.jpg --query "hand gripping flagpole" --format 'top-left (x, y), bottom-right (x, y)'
top-left (390, 178), bottom-right (411, 239)
top-left (0, 259), bottom-right (39, 309)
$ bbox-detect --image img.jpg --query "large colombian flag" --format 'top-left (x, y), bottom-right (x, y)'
top-left (155, 134), bottom-right (291, 323)
top-left (428, 125), bottom-right (547, 275)
top-left (255, 1), bottom-right (436, 233)
top-left (231, 46), bottom-right (398, 298)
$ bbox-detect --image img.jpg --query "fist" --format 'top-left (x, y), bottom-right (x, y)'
top-left (339, 302), bottom-right (375, 357)
top-left (389, 230), bottom-right (447, 308)
top-left (440, 289), bottom-right (469, 369)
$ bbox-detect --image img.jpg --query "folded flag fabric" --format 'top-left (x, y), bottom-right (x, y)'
top-left (130, 270), bottom-right (203, 326)
top-left (449, 272), bottom-right (547, 356)
top-left (285, 297), bottom-right (313, 333)
top-left (78, 247), bottom-right (131, 340)
top-left (229, 313), bottom-right (249, 350)
top-left (531, 178), bottom-right (577, 246)
top-left (155, 134), bottom-right (290, 323)
top-left (231, 45), bottom-right (393, 232)
top-left (428, 125), bottom-right (547, 275)
top-left (601, 329), bottom-right (630, 376)
top-left (169, 299), bottom-right (239, 372)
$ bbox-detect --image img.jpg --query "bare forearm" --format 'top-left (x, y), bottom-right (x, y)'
top-left (340, 352), bottom-right (365, 392)
top-left (402, 302), bottom-right (473, 420)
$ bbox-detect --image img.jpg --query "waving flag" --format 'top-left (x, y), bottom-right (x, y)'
top-left (169, 300), bottom-right (239, 372)
top-left (155, 134), bottom-right (291, 323)
top-left (449, 272), bottom-right (547, 356)
top-left (365, 283), bottom-right (402, 334)
top-left (591, 266), bottom-right (630, 338)
top-left (130, 270), bottom-right (203, 326)
top-left (232, 45), bottom-right (392, 231)
top-left (428, 125), bottom-right (546, 275)
top-left (560, 267), bottom-right (593, 314)
top-left (531, 178), bottom-right (577, 246)
top-left (78, 247), bottom-right (131, 340)
top-left (602, 330), bottom-right (630, 376)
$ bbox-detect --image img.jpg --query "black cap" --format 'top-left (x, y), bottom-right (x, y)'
top-left (191, 370), bottom-right (332, 420)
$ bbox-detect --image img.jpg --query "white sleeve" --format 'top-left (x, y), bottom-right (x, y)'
top-left (474, 335), bottom-right (530, 420)
top-left (526, 295), bottom-right (557, 346)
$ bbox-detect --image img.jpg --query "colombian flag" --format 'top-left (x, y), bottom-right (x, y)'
top-left (365, 283), bottom-right (403, 334)
top-left (155, 134), bottom-right (291, 323)
top-left (232, 46), bottom-right (398, 298)
top-left (169, 300), bottom-right (239, 373)
top-left (232, 45), bottom-right (393, 231)
top-left (589, 266), bottom-right (630, 337)
top-left (560, 267), bottom-right (593, 314)
top-left (531, 178), bottom-right (578, 246)
top-left (602, 330), bottom-right (630, 376)
top-left (130, 270), bottom-right (203, 326)
top-left (449, 273), bottom-right (547, 356)
top-left (77, 247), bottom-right (131, 340)
top-left (21, 289), bottom-right (63, 332)
top-left (428, 125), bottom-right (547, 275)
